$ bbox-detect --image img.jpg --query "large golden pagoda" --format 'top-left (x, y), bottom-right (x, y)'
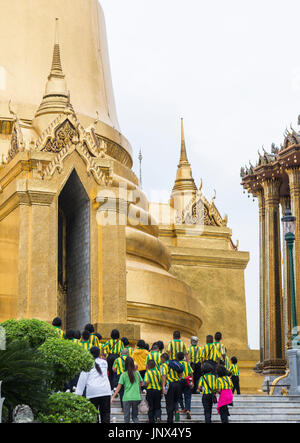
top-left (0, 0), bottom-right (260, 392)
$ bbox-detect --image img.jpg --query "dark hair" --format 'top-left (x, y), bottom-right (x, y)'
top-left (90, 347), bottom-right (102, 376)
top-left (94, 333), bottom-right (102, 340)
top-left (206, 335), bottom-right (214, 344)
top-left (173, 331), bottom-right (181, 339)
top-left (177, 352), bottom-right (185, 361)
top-left (231, 356), bottom-right (238, 364)
top-left (144, 343), bottom-right (150, 351)
top-left (216, 365), bottom-right (227, 378)
top-left (151, 343), bottom-right (159, 351)
top-left (52, 317), bottom-right (62, 327)
top-left (74, 330), bottom-right (81, 340)
top-left (161, 353), bottom-right (169, 363)
top-left (156, 341), bottom-right (164, 352)
top-left (125, 357), bottom-right (136, 384)
top-left (111, 329), bottom-right (120, 340)
top-left (84, 323), bottom-right (95, 333)
top-left (82, 330), bottom-right (90, 341)
top-left (121, 337), bottom-right (129, 347)
top-left (137, 340), bottom-right (145, 349)
top-left (147, 360), bottom-right (156, 370)
top-left (202, 363), bottom-right (214, 374)
top-left (66, 329), bottom-right (74, 340)
top-left (215, 332), bottom-right (222, 341)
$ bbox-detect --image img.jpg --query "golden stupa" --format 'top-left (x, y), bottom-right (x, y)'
top-left (0, 0), bottom-right (260, 392)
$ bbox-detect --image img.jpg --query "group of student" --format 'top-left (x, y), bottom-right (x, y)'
top-left (52, 318), bottom-right (240, 424)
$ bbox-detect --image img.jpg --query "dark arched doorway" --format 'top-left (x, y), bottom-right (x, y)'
top-left (58, 170), bottom-right (90, 330)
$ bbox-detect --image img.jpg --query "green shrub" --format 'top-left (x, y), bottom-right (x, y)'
top-left (0, 340), bottom-right (53, 421)
top-left (37, 392), bottom-right (98, 423)
top-left (0, 318), bottom-right (58, 348)
top-left (38, 337), bottom-right (94, 391)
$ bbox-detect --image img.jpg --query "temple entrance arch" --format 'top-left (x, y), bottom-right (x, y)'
top-left (58, 169), bottom-right (91, 330)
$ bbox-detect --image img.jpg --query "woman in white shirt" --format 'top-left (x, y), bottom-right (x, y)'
top-left (75, 347), bottom-right (111, 423)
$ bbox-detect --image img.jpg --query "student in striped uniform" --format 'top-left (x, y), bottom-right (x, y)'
top-left (216, 364), bottom-right (234, 423)
top-left (200, 335), bottom-right (221, 374)
top-left (121, 337), bottom-right (133, 357)
top-left (214, 332), bottom-right (227, 363)
top-left (198, 363), bottom-right (218, 423)
top-left (146, 344), bottom-right (161, 368)
top-left (187, 336), bottom-right (202, 394)
top-left (112, 349), bottom-right (129, 411)
top-left (167, 331), bottom-right (187, 360)
top-left (52, 317), bottom-right (66, 339)
top-left (230, 356), bottom-right (240, 395)
top-left (103, 329), bottom-right (124, 390)
top-left (84, 323), bottom-right (101, 348)
top-left (78, 330), bottom-right (92, 351)
top-left (161, 352), bottom-right (183, 423)
top-left (144, 360), bottom-right (162, 423)
top-left (177, 352), bottom-right (194, 420)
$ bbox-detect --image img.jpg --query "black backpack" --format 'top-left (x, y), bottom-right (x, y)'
top-left (169, 360), bottom-right (184, 374)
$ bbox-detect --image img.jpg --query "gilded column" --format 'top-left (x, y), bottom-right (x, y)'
top-left (257, 189), bottom-right (266, 364)
top-left (286, 167), bottom-right (300, 324)
top-left (280, 195), bottom-right (292, 355)
top-left (262, 179), bottom-right (285, 374)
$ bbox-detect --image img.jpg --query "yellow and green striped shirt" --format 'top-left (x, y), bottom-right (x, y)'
top-left (161, 362), bottom-right (181, 383)
top-left (146, 351), bottom-right (161, 368)
top-left (230, 364), bottom-right (239, 377)
top-left (198, 374), bottom-right (217, 394)
top-left (217, 376), bottom-right (233, 391)
top-left (200, 344), bottom-right (221, 363)
top-left (187, 345), bottom-right (201, 364)
top-left (224, 355), bottom-right (231, 371)
top-left (179, 360), bottom-right (193, 378)
top-left (167, 340), bottom-right (187, 360)
top-left (89, 334), bottom-right (100, 348)
top-left (144, 368), bottom-right (162, 390)
top-left (124, 346), bottom-right (133, 357)
top-left (214, 341), bottom-right (226, 358)
top-left (103, 339), bottom-right (124, 355)
top-left (53, 326), bottom-right (66, 339)
top-left (78, 340), bottom-right (91, 351)
top-left (113, 355), bottom-right (127, 375)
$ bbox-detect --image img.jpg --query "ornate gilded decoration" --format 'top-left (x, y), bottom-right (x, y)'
top-left (175, 191), bottom-right (228, 227)
top-left (42, 119), bottom-right (78, 153)
top-left (7, 101), bottom-right (26, 161)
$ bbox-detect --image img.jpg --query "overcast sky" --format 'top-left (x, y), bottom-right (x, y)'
top-left (100, 0), bottom-right (300, 349)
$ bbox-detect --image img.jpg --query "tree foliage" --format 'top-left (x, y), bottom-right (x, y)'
top-left (37, 392), bottom-right (98, 423)
top-left (0, 318), bottom-right (57, 348)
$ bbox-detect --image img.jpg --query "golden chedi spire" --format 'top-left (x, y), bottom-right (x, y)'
top-left (171, 119), bottom-right (197, 209)
top-left (33, 18), bottom-right (73, 134)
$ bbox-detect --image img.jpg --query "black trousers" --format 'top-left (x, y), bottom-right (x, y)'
top-left (191, 362), bottom-right (202, 393)
top-left (107, 354), bottom-right (119, 389)
top-left (231, 375), bottom-right (240, 395)
top-left (90, 396), bottom-right (111, 423)
top-left (202, 394), bottom-right (213, 423)
top-left (146, 389), bottom-right (162, 423)
top-left (115, 374), bottom-right (124, 409)
top-left (219, 405), bottom-right (230, 423)
top-left (166, 381), bottom-right (181, 423)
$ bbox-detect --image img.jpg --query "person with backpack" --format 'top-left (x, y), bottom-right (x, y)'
top-left (75, 346), bottom-right (111, 423)
top-left (112, 348), bottom-right (129, 411)
top-left (198, 362), bottom-right (217, 423)
top-left (161, 353), bottom-right (183, 423)
top-left (177, 352), bottom-right (194, 420)
top-left (111, 357), bottom-right (143, 423)
top-left (187, 336), bottom-right (202, 394)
